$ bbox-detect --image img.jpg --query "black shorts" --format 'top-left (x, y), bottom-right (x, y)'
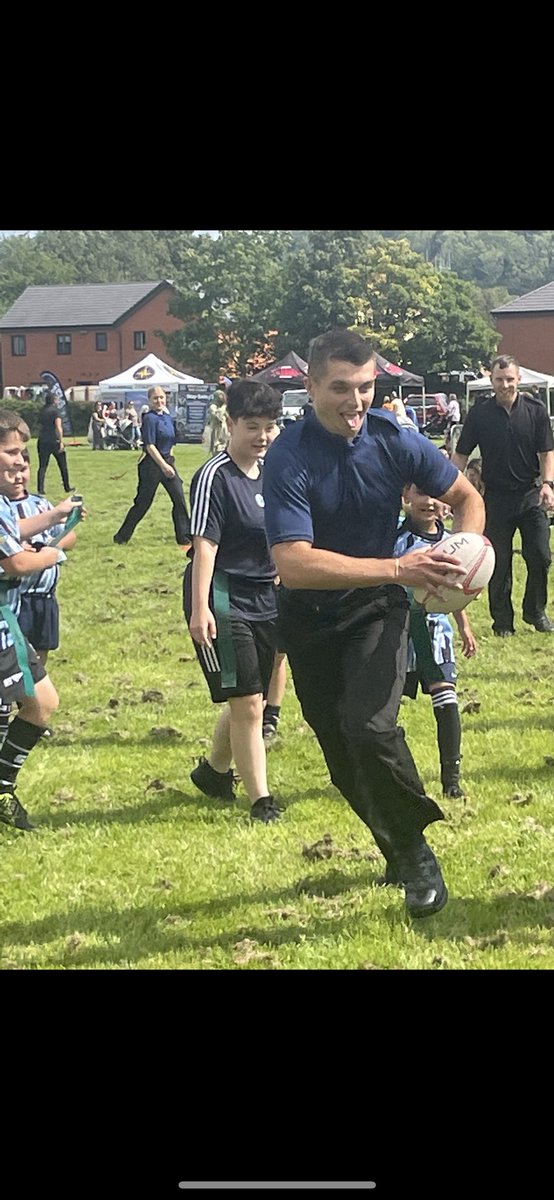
top-left (188, 616), bottom-right (277, 704)
top-left (0, 640), bottom-right (47, 704)
top-left (18, 594), bottom-right (60, 651)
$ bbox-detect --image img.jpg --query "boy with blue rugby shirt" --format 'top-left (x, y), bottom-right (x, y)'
top-left (184, 379), bottom-right (283, 824)
top-left (394, 484), bottom-right (478, 801)
top-left (0, 449), bottom-right (81, 745)
top-left (262, 329), bottom-right (485, 918)
top-left (0, 411), bottom-right (72, 831)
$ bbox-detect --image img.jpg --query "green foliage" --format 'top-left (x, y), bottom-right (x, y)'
top-left (164, 230), bottom-right (294, 378)
top-left (275, 230), bottom-right (378, 356)
top-left (3, 229), bottom-right (554, 380)
top-left (1, 397), bottom-right (95, 437)
top-left (0, 443), bottom-right (554, 969)
top-left (0, 234), bottom-right (75, 312)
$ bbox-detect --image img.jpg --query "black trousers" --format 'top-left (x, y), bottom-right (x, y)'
top-left (37, 441), bottom-right (71, 493)
top-left (485, 488), bottom-right (551, 631)
top-left (278, 586), bottom-right (444, 863)
top-left (114, 453), bottom-right (190, 544)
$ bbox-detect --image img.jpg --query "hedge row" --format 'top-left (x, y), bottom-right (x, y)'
top-left (0, 398), bottom-right (95, 438)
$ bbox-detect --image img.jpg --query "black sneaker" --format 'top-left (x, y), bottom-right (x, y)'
top-left (395, 838), bottom-right (448, 918)
top-left (493, 629), bottom-right (515, 638)
top-left (250, 794), bottom-right (282, 824)
top-left (190, 756), bottom-right (236, 801)
top-left (441, 759), bottom-right (465, 799)
top-left (41, 726), bottom-right (54, 741)
top-left (0, 789), bottom-right (36, 831)
top-left (113, 534), bottom-right (128, 545)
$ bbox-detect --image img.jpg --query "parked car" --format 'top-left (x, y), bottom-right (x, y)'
top-left (281, 389), bottom-right (309, 422)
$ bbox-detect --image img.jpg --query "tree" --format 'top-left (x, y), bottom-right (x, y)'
top-left (352, 239), bottom-right (497, 372)
top-left (0, 234), bottom-right (75, 313)
top-left (276, 230), bottom-right (377, 356)
top-left (35, 229), bottom-right (182, 283)
top-left (164, 230), bottom-right (293, 378)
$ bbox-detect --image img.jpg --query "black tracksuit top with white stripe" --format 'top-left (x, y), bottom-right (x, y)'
top-left (189, 452), bottom-right (277, 620)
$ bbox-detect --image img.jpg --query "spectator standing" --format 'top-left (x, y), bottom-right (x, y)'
top-left (452, 354), bottom-right (554, 636)
top-left (37, 392), bottom-right (73, 494)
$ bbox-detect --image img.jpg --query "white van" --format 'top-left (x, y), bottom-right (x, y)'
top-left (281, 389), bottom-right (309, 421)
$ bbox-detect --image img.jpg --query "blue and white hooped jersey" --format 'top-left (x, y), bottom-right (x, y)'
top-left (394, 518), bottom-right (456, 672)
top-left (0, 496), bottom-right (25, 649)
top-left (12, 493), bottom-right (63, 596)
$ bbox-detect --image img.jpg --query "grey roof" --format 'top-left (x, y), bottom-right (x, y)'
top-left (492, 281), bottom-right (554, 315)
top-left (0, 281), bottom-right (171, 330)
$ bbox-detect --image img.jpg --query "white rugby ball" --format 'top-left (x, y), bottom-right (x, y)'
top-left (412, 532), bottom-right (495, 614)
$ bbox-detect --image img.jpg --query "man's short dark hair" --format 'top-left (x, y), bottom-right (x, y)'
top-left (491, 354), bottom-right (520, 372)
top-left (308, 328), bottom-right (376, 381)
top-left (0, 409), bottom-right (30, 442)
top-left (226, 379), bottom-right (282, 421)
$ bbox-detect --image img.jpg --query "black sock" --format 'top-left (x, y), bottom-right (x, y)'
top-left (0, 717), bottom-right (46, 788)
top-left (433, 698), bottom-right (461, 766)
top-left (264, 704), bottom-right (281, 730)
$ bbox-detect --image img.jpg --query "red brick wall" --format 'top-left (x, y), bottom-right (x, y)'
top-left (494, 314), bottom-right (554, 375)
top-left (0, 286), bottom-right (186, 388)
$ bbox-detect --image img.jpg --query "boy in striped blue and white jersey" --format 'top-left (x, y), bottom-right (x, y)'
top-left (9, 452), bottom-right (78, 667)
top-left (0, 411), bottom-right (74, 832)
top-left (394, 484), bottom-right (478, 799)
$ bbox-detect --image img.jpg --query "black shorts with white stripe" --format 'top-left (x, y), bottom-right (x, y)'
top-left (185, 613), bottom-right (277, 704)
top-left (0, 640), bottom-right (47, 705)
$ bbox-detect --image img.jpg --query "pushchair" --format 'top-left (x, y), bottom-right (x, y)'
top-left (104, 417), bottom-right (135, 450)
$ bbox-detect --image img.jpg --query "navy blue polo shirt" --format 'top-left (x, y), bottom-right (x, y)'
top-left (189, 452), bottom-right (277, 620)
top-left (262, 408), bottom-right (458, 606)
top-left (141, 411), bottom-right (176, 457)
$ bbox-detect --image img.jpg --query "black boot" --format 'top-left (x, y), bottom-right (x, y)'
top-left (441, 758), bottom-right (465, 799)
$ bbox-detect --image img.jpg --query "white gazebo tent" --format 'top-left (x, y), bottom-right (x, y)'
top-left (466, 366), bottom-right (554, 416)
top-left (98, 353), bottom-right (203, 409)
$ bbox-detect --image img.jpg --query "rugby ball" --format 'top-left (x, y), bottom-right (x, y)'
top-left (412, 532), bottom-right (495, 614)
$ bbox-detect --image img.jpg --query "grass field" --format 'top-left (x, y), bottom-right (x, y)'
top-left (1, 438), bottom-right (554, 970)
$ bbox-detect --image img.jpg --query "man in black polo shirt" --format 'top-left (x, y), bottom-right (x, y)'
top-left (452, 354), bottom-right (554, 636)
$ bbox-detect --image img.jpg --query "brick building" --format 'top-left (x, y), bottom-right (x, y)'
top-left (0, 280), bottom-right (187, 390)
top-left (492, 282), bottom-right (554, 375)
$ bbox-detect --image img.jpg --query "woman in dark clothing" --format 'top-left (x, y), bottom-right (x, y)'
top-left (113, 387), bottom-right (190, 545)
top-left (37, 393), bottom-right (73, 494)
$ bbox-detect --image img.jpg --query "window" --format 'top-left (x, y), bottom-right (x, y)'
top-left (96, 332), bottom-right (108, 351)
top-left (11, 335), bottom-right (26, 356)
top-left (134, 331), bottom-right (146, 350)
top-left (57, 335), bottom-right (72, 356)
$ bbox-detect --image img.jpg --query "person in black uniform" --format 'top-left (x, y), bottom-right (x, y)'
top-left (452, 354), bottom-right (554, 636)
top-left (184, 378), bottom-right (283, 824)
top-left (37, 392), bottom-right (73, 494)
top-left (113, 387), bottom-right (190, 545)
top-left (263, 329), bottom-right (485, 918)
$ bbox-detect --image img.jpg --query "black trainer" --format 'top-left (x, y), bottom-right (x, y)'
top-left (0, 789), bottom-right (36, 831)
top-left (113, 534), bottom-right (128, 545)
top-left (250, 794), bottom-right (282, 824)
top-left (493, 629), bottom-right (514, 638)
top-left (395, 838), bottom-right (448, 919)
top-left (190, 756), bottom-right (236, 801)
